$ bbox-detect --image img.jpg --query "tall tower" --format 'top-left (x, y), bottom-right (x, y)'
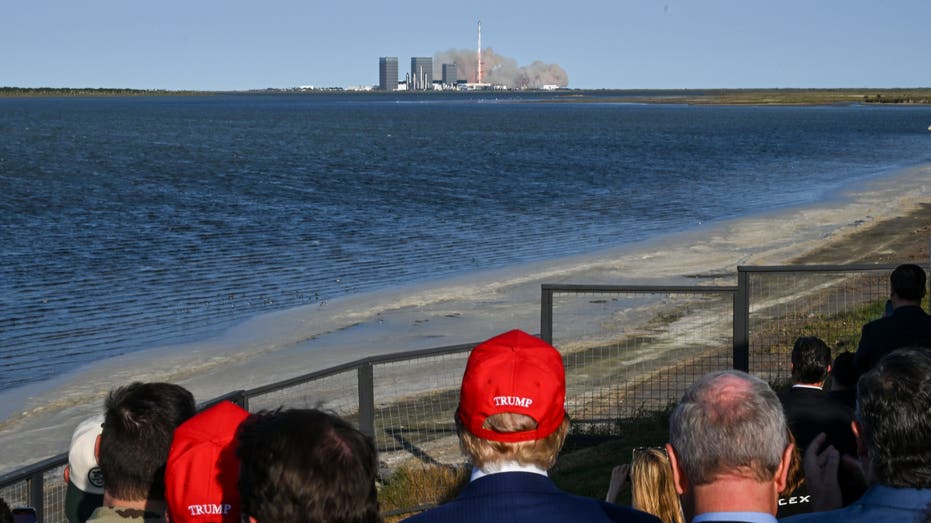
top-left (477, 20), bottom-right (483, 84)
top-left (379, 57), bottom-right (398, 91)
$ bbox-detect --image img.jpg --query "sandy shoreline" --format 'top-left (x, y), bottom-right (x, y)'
top-left (1, 164), bottom-right (929, 475)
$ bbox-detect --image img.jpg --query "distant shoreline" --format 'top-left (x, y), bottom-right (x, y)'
top-left (3, 86), bottom-right (931, 105)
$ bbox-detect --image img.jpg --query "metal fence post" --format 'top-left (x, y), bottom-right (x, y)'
top-left (29, 470), bottom-right (44, 523)
top-left (541, 285), bottom-right (553, 344)
top-left (235, 389), bottom-right (249, 411)
top-left (358, 362), bottom-right (376, 440)
top-left (733, 268), bottom-right (750, 372)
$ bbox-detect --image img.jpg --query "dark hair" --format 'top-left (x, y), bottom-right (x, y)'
top-left (890, 264), bottom-right (927, 302)
top-left (856, 349), bottom-right (931, 488)
top-left (791, 336), bottom-right (832, 384)
top-left (830, 351), bottom-right (857, 389)
top-left (0, 497), bottom-right (12, 523)
top-left (237, 409), bottom-right (382, 523)
top-left (98, 382), bottom-right (196, 501)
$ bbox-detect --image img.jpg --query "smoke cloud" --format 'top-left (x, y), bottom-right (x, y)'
top-left (433, 48), bottom-right (569, 89)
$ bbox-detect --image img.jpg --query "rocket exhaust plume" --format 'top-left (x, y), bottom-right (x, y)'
top-left (434, 47), bottom-right (569, 89)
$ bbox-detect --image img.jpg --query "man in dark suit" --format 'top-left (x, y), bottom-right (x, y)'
top-left (779, 337), bottom-right (856, 457)
top-left (855, 263), bottom-right (931, 375)
top-left (826, 351), bottom-right (857, 410)
top-left (666, 370), bottom-right (794, 523)
top-left (402, 330), bottom-right (660, 523)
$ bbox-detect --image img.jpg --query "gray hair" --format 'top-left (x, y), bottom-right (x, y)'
top-left (669, 370), bottom-right (788, 485)
top-left (856, 349), bottom-right (931, 488)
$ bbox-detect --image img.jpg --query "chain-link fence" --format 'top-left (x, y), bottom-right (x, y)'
top-left (741, 265), bottom-right (896, 385)
top-left (542, 284), bottom-right (738, 430)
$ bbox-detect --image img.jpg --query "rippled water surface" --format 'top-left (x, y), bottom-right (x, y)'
top-left (2, 93), bottom-right (931, 391)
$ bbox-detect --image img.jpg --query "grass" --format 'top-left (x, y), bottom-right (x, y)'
top-left (542, 88), bottom-right (931, 105)
top-left (379, 462), bottom-right (470, 521)
top-left (378, 410), bottom-right (674, 520)
top-left (0, 87), bottom-right (208, 97)
top-left (551, 405), bottom-right (674, 502)
top-left (6, 87), bottom-right (931, 104)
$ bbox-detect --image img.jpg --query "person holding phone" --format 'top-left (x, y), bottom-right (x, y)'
top-left (606, 447), bottom-right (684, 523)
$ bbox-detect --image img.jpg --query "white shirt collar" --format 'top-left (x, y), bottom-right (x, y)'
top-left (470, 461), bottom-right (548, 482)
top-left (791, 383), bottom-right (823, 390)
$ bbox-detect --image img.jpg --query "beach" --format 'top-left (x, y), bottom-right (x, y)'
top-left (0, 163), bottom-right (929, 475)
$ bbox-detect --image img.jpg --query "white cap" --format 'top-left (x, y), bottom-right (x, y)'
top-left (68, 415), bottom-right (105, 494)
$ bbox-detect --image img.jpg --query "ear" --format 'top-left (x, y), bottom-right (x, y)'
top-left (248, 517), bottom-right (260, 523)
top-left (95, 434), bottom-right (101, 461)
top-left (63, 465), bottom-right (71, 483)
top-left (774, 441), bottom-right (795, 494)
top-left (851, 420), bottom-right (867, 458)
top-left (665, 443), bottom-right (689, 495)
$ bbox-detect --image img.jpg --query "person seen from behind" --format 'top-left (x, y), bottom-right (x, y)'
top-left (826, 351), bottom-right (857, 410)
top-left (854, 263), bottom-right (931, 374)
top-left (165, 400), bottom-right (250, 523)
top-left (781, 349), bottom-right (931, 522)
top-left (402, 329), bottom-right (660, 523)
top-left (666, 370), bottom-right (794, 523)
top-left (606, 447), bottom-right (684, 523)
top-left (237, 408), bottom-right (382, 523)
top-left (778, 336), bottom-right (855, 457)
top-left (90, 382), bottom-right (196, 523)
top-left (64, 415), bottom-right (105, 523)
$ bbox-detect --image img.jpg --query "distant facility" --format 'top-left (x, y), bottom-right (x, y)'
top-left (379, 57), bottom-right (398, 91)
top-left (378, 20), bottom-right (554, 91)
top-left (410, 57), bottom-right (433, 90)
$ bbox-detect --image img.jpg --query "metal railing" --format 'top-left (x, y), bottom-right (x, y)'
top-left (0, 262), bottom-right (917, 521)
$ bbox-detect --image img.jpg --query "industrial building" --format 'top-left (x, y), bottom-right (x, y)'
top-left (410, 57), bottom-right (433, 90)
top-left (378, 57), bottom-right (398, 91)
top-left (442, 64), bottom-right (458, 87)
top-left (377, 22), bottom-right (492, 91)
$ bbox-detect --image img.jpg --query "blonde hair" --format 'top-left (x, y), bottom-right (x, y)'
top-left (458, 413), bottom-right (569, 470)
top-left (630, 448), bottom-right (684, 523)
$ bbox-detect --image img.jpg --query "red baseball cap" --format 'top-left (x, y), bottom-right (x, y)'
top-left (458, 330), bottom-right (566, 442)
top-left (165, 401), bottom-right (249, 523)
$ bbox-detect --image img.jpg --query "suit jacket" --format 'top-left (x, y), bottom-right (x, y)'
top-left (826, 388), bottom-right (856, 411)
top-left (401, 472), bottom-right (661, 523)
top-left (779, 386), bottom-right (856, 457)
top-left (779, 484), bottom-right (931, 522)
top-left (855, 305), bottom-right (931, 375)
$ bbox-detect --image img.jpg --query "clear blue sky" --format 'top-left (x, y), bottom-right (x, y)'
top-left (3, 0), bottom-right (929, 90)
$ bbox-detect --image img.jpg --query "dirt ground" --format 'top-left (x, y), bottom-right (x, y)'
top-left (793, 202), bottom-right (931, 265)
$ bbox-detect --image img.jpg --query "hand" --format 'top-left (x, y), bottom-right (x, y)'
top-left (802, 432), bottom-right (842, 511)
top-left (606, 463), bottom-right (630, 502)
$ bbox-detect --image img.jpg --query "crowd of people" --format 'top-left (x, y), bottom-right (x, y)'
top-left (4, 264), bottom-right (930, 523)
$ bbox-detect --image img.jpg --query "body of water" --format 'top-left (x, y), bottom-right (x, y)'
top-left (2, 93), bottom-right (931, 392)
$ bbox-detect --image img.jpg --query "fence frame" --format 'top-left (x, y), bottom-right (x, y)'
top-left (1, 261), bottom-right (923, 521)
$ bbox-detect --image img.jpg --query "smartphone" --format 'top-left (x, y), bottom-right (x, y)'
top-left (12, 507), bottom-right (37, 523)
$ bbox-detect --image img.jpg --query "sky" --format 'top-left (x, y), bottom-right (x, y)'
top-left (3, 0), bottom-right (930, 91)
